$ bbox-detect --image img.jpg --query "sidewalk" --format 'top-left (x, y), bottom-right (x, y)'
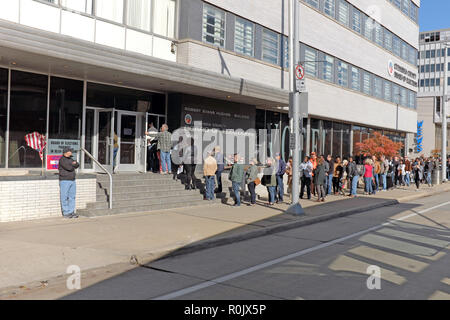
top-left (1, 182), bottom-right (449, 295)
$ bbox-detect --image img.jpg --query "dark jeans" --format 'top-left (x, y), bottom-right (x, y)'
top-left (276, 175), bottom-right (284, 201)
top-left (232, 181), bottom-right (241, 206)
top-left (332, 177), bottom-right (340, 194)
top-left (215, 170), bottom-right (223, 192)
top-left (205, 176), bottom-right (215, 200)
top-left (300, 176), bottom-right (311, 199)
top-left (248, 182), bottom-right (256, 204)
top-left (185, 164), bottom-right (196, 187)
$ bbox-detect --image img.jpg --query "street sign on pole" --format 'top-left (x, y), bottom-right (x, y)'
top-left (295, 79), bottom-right (307, 93)
top-left (295, 64), bottom-right (305, 80)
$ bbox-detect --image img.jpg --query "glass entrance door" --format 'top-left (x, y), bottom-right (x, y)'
top-left (116, 111), bottom-right (146, 172)
top-left (97, 109), bottom-right (114, 173)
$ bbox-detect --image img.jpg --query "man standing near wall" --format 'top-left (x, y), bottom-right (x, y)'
top-left (58, 147), bottom-right (80, 219)
top-left (229, 153), bottom-right (244, 207)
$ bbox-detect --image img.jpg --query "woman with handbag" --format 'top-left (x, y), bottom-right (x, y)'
top-left (245, 158), bottom-right (260, 206)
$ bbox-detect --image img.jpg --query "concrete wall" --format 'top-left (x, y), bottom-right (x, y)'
top-left (415, 97), bottom-right (437, 156)
top-left (0, 177), bottom-right (96, 222)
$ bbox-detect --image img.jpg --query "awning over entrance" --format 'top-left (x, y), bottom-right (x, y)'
top-left (0, 20), bottom-right (289, 110)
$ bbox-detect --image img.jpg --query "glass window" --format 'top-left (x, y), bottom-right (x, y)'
top-left (352, 8), bottom-right (361, 33)
top-left (352, 125), bottom-right (361, 156)
top-left (400, 87), bottom-right (407, 106)
top-left (332, 122), bottom-right (342, 158)
top-left (262, 29), bottom-right (279, 65)
top-left (337, 61), bottom-right (348, 87)
top-left (425, 64), bottom-right (430, 72)
top-left (49, 77), bottom-right (83, 141)
top-left (282, 36), bottom-right (289, 68)
top-left (0, 68), bottom-right (6, 168)
top-left (342, 123), bottom-right (351, 158)
top-left (96, 0), bottom-right (124, 23)
top-left (374, 23), bottom-right (383, 46)
top-left (153, 0), bottom-right (176, 37)
top-left (401, 41), bottom-right (408, 60)
top-left (393, 35), bottom-right (401, 56)
top-left (363, 72), bottom-right (371, 95)
top-left (401, 0), bottom-right (410, 16)
top-left (436, 78), bottom-right (441, 87)
top-left (127, 0), bottom-right (151, 31)
top-left (306, 0), bottom-right (319, 9)
top-left (363, 15), bottom-right (373, 41)
top-left (431, 64), bottom-right (435, 72)
top-left (384, 29), bottom-right (392, 52)
top-left (337, 0), bottom-right (349, 26)
top-left (305, 47), bottom-right (317, 77)
top-left (393, 84), bottom-right (400, 104)
top-left (409, 46), bottom-right (416, 65)
top-left (322, 55), bottom-right (334, 82)
top-left (431, 49), bottom-right (435, 58)
top-left (323, 120), bottom-right (332, 157)
top-left (384, 80), bottom-right (392, 102)
top-left (202, 4), bottom-right (225, 47)
top-left (351, 66), bottom-right (360, 91)
top-left (235, 17), bottom-right (254, 57)
top-left (425, 79), bottom-right (429, 87)
top-left (374, 76), bottom-right (382, 99)
top-left (393, 0), bottom-right (401, 9)
top-left (323, 0), bottom-right (335, 18)
top-left (9, 71), bottom-right (48, 168)
top-left (61, 0), bottom-right (93, 14)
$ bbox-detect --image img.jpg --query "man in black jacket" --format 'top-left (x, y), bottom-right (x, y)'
top-left (59, 147), bottom-right (80, 219)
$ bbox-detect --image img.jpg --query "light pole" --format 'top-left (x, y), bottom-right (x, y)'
top-left (286, 0), bottom-right (304, 215)
top-left (441, 43), bottom-right (449, 182)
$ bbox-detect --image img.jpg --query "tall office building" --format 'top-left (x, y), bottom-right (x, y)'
top-left (413, 28), bottom-right (450, 157)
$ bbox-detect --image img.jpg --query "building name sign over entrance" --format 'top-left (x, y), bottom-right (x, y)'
top-left (184, 106), bottom-right (251, 120)
top-left (388, 60), bottom-right (417, 87)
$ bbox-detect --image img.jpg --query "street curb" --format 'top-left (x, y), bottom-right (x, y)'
top-left (149, 185), bottom-right (450, 261)
top-left (157, 199), bottom-right (399, 260)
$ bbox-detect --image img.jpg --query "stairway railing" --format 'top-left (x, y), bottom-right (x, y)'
top-left (81, 147), bottom-right (113, 210)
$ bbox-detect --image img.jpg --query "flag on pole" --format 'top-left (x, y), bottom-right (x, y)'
top-left (25, 132), bottom-right (47, 160)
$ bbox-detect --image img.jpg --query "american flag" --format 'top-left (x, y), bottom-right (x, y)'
top-left (25, 132), bottom-right (47, 161)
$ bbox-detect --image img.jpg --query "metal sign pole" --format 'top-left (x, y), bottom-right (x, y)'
top-left (442, 44), bottom-right (448, 182)
top-left (287, 0), bottom-right (305, 215)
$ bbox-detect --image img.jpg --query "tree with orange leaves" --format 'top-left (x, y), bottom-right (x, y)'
top-left (355, 131), bottom-right (404, 158)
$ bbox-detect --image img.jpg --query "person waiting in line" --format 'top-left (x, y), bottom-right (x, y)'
top-left (171, 136), bottom-right (184, 181)
top-left (145, 122), bottom-right (159, 173)
top-left (347, 157), bottom-right (360, 198)
top-left (285, 157), bottom-right (293, 195)
top-left (404, 157), bottom-right (412, 187)
top-left (398, 159), bottom-right (406, 186)
top-left (183, 137), bottom-right (197, 190)
top-left (363, 158), bottom-right (375, 195)
top-left (413, 159), bottom-right (424, 191)
top-left (332, 156), bottom-right (343, 195)
top-left (299, 156), bottom-right (313, 200)
top-left (229, 153), bottom-right (244, 207)
top-left (155, 124), bottom-right (172, 175)
top-left (113, 132), bottom-right (119, 173)
top-left (326, 154), bottom-right (334, 196)
top-left (262, 157), bottom-right (277, 206)
top-left (58, 147), bottom-right (80, 219)
top-left (313, 157), bottom-right (327, 202)
top-left (213, 146), bottom-right (225, 194)
top-left (379, 155), bottom-right (389, 191)
top-left (339, 159), bottom-right (348, 196)
top-left (245, 158), bottom-right (259, 206)
top-left (310, 152), bottom-right (318, 196)
top-left (424, 158), bottom-right (434, 187)
top-left (275, 153), bottom-right (286, 204)
top-left (372, 155), bottom-right (381, 192)
top-left (203, 151), bottom-right (217, 201)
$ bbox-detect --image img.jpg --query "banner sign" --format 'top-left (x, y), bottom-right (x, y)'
top-left (416, 121), bottom-right (424, 153)
top-left (48, 139), bottom-right (80, 158)
top-left (46, 155), bottom-right (62, 170)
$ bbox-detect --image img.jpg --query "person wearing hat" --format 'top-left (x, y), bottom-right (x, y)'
top-left (58, 147), bottom-right (80, 219)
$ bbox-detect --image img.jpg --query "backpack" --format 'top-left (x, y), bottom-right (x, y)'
top-left (356, 164), bottom-right (365, 176)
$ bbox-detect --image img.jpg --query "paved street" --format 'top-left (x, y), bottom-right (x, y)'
top-left (62, 191), bottom-right (450, 300)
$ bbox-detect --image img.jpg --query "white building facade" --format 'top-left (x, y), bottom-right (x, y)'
top-left (0, 0), bottom-right (420, 173)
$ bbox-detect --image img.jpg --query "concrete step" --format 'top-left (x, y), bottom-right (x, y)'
top-left (96, 183), bottom-right (187, 195)
top-left (86, 193), bottom-right (204, 210)
top-left (97, 179), bottom-right (179, 188)
top-left (96, 173), bottom-right (177, 181)
top-left (78, 198), bottom-right (220, 217)
top-left (96, 189), bottom-right (198, 201)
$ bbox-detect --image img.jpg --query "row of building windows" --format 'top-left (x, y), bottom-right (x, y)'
top-left (419, 63), bottom-right (450, 74)
top-left (419, 78), bottom-right (450, 88)
top-left (301, 44), bottom-right (417, 109)
top-left (387, 0), bottom-right (419, 24)
top-left (202, 1), bottom-right (417, 69)
top-left (419, 48), bottom-right (450, 59)
top-left (39, 0), bottom-right (176, 38)
top-left (301, 0), bottom-right (417, 66)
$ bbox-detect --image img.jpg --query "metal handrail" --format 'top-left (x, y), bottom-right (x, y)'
top-left (81, 147), bottom-right (113, 210)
